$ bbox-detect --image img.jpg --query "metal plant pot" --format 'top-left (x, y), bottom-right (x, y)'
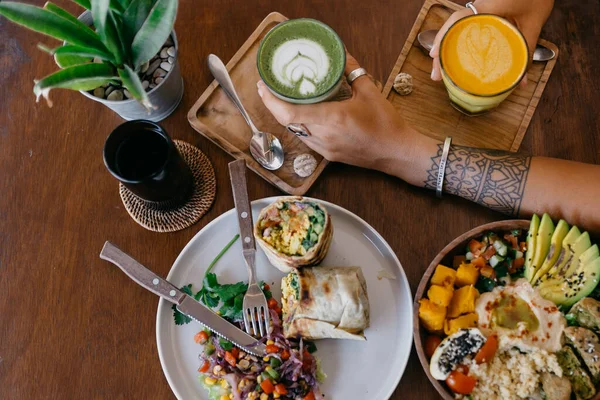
top-left (75, 11), bottom-right (184, 122)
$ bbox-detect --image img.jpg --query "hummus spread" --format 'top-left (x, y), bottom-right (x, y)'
top-left (476, 278), bottom-right (565, 352)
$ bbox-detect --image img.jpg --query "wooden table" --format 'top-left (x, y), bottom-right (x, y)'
top-left (1, 0), bottom-right (598, 398)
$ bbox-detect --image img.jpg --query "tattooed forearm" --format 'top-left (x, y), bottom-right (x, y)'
top-left (424, 145), bottom-right (532, 216)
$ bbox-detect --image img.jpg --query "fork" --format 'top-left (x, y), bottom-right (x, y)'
top-left (228, 159), bottom-right (270, 337)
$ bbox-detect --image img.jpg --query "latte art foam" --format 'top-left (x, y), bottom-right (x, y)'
top-left (271, 39), bottom-right (330, 96)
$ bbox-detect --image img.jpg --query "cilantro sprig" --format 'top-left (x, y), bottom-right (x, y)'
top-left (172, 234), bottom-right (272, 325)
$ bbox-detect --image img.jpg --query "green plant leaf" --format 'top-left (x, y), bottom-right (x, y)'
top-left (55, 53), bottom-right (93, 68)
top-left (109, 0), bottom-right (128, 13)
top-left (91, 0), bottom-right (109, 39)
top-left (104, 11), bottom-right (127, 65)
top-left (131, 0), bottom-right (177, 68)
top-left (71, 0), bottom-right (91, 9)
top-left (0, 2), bottom-right (108, 52)
top-left (122, 0), bottom-right (155, 47)
top-left (43, 2), bottom-right (92, 32)
top-left (33, 63), bottom-right (116, 106)
top-left (53, 44), bottom-right (114, 62)
top-left (118, 65), bottom-right (152, 110)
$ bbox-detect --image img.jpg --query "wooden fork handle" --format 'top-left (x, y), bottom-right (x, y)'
top-left (228, 160), bottom-right (256, 253)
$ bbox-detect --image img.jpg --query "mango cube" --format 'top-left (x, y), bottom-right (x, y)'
top-left (427, 284), bottom-right (454, 307)
top-left (444, 313), bottom-right (478, 336)
top-left (448, 285), bottom-right (479, 318)
top-left (455, 263), bottom-right (480, 287)
top-left (430, 264), bottom-right (457, 287)
top-left (418, 298), bottom-right (447, 332)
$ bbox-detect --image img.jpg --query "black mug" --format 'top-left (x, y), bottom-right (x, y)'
top-left (103, 120), bottom-right (193, 209)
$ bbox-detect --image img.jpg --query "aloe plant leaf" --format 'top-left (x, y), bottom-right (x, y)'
top-left (43, 1), bottom-right (92, 32)
top-left (105, 10), bottom-right (127, 65)
top-left (91, 0), bottom-right (109, 38)
top-left (118, 65), bottom-right (152, 110)
top-left (71, 0), bottom-right (91, 9)
top-left (109, 0), bottom-right (128, 13)
top-left (0, 2), bottom-right (108, 52)
top-left (41, 42), bottom-right (91, 67)
top-left (33, 63), bottom-right (117, 106)
top-left (131, 0), bottom-right (177, 68)
top-left (55, 53), bottom-right (93, 68)
top-left (52, 44), bottom-right (115, 62)
top-left (122, 0), bottom-right (156, 46)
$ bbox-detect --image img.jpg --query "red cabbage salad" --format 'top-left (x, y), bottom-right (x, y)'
top-left (172, 235), bottom-right (325, 400)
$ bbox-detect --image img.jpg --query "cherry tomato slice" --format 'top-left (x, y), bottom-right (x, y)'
top-left (274, 383), bottom-right (288, 395)
top-left (224, 351), bottom-right (236, 367)
top-left (424, 335), bottom-right (443, 359)
top-left (480, 265), bottom-right (496, 279)
top-left (303, 392), bottom-right (316, 400)
top-left (446, 370), bottom-right (476, 394)
top-left (260, 378), bottom-right (275, 394)
top-left (194, 331), bottom-right (209, 344)
top-left (475, 334), bottom-right (499, 364)
top-left (198, 360), bottom-right (210, 373)
top-left (265, 344), bottom-right (279, 354)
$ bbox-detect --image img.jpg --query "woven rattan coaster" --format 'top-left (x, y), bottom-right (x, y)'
top-left (119, 140), bottom-right (216, 232)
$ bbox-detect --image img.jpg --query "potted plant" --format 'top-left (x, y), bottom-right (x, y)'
top-left (0, 0), bottom-right (183, 122)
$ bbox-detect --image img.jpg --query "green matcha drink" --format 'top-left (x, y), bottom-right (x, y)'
top-left (257, 19), bottom-right (346, 104)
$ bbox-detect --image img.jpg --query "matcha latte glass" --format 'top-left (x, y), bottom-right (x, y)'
top-left (257, 19), bottom-right (346, 104)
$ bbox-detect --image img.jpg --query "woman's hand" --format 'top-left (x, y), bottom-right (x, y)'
top-left (257, 54), bottom-right (424, 183)
top-left (430, 0), bottom-right (554, 83)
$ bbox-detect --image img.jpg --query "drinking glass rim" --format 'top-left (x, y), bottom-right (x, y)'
top-left (256, 18), bottom-right (346, 101)
top-left (103, 119), bottom-right (174, 184)
top-left (439, 13), bottom-right (530, 98)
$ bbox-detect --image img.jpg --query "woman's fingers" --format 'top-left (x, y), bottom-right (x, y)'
top-left (256, 81), bottom-right (337, 127)
top-left (344, 52), bottom-right (379, 94)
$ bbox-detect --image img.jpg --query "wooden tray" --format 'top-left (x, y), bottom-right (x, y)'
top-left (382, 0), bottom-right (559, 151)
top-left (187, 12), bottom-right (327, 195)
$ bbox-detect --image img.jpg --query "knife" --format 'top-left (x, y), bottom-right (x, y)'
top-left (99, 241), bottom-right (266, 356)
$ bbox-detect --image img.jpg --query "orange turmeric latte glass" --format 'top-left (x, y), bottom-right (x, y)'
top-left (440, 14), bottom-right (529, 116)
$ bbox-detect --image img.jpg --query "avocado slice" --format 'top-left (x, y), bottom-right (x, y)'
top-left (524, 214), bottom-right (540, 281)
top-left (527, 213), bottom-right (554, 283)
top-left (562, 233), bottom-right (593, 277)
top-left (581, 245), bottom-right (600, 267)
top-left (539, 256), bottom-right (600, 307)
top-left (531, 219), bottom-right (569, 285)
top-left (536, 226), bottom-right (581, 285)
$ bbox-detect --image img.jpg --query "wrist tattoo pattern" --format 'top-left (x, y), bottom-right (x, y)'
top-left (424, 144), bottom-right (532, 216)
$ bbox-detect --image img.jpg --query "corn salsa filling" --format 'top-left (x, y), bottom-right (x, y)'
top-left (259, 201), bottom-right (326, 257)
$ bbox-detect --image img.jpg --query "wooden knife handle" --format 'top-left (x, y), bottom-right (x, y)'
top-left (99, 241), bottom-right (186, 305)
top-left (228, 159), bottom-right (256, 253)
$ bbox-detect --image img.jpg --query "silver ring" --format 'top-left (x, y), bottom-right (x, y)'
top-left (436, 137), bottom-right (453, 198)
top-left (286, 123), bottom-right (311, 137)
top-left (465, 2), bottom-right (478, 14)
top-left (347, 67), bottom-right (368, 85)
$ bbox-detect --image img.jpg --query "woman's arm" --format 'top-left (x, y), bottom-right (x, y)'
top-left (384, 131), bottom-right (600, 231)
top-left (257, 55), bottom-right (600, 232)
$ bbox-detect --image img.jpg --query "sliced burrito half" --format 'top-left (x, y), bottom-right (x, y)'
top-left (281, 266), bottom-right (370, 340)
top-left (254, 197), bottom-right (333, 273)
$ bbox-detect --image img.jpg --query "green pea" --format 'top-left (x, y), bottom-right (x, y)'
top-left (270, 357), bottom-right (282, 368)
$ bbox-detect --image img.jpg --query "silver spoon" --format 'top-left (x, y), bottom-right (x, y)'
top-left (207, 54), bottom-right (284, 171)
top-left (417, 29), bottom-right (556, 62)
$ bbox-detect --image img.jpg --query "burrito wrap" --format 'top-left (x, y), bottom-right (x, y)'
top-left (254, 196), bottom-right (333, 273)
top-left (282, 266), bottom-right (370, 340)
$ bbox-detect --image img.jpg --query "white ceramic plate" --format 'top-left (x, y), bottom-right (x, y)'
top-left (156, 197), bottom-right (413, 399)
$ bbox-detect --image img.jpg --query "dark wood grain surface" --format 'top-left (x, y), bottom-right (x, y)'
top-left (0, 0), bottom-right (598, 398)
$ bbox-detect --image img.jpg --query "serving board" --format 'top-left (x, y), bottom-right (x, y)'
top-left (382, 0), bottom-right (559, 152)
top-left (187, 12), bottom-right (329, 195)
